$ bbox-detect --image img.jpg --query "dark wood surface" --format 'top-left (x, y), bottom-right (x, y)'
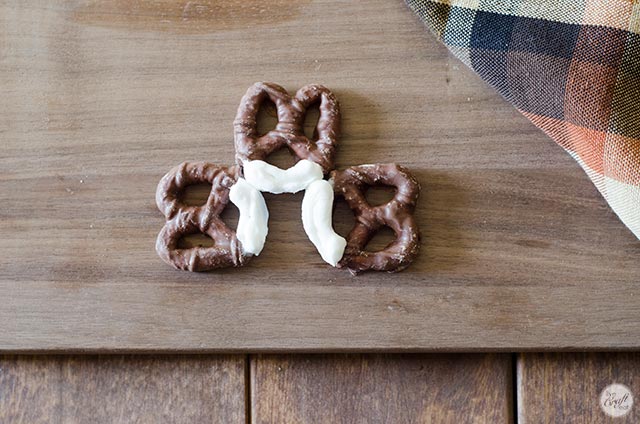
top-left (3, 353), bottom-right (639, 423)
top-left (2, 0), bottom-right (640, 352)
top-left (518, 353), bottom-right (640, 423)
top-left (0, 355), bottom-right (246, 424)
top-left (251, 354), bottom-right (512, 423)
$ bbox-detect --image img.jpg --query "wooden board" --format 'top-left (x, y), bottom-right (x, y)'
top-left (0, 355), bottom-right (246, 423)
top-left (251, 354), bottom-right (513, 423)
top-left (518, 353), bottom-right (640, 423)
top-left (1, 0), bottom-right (640, 351)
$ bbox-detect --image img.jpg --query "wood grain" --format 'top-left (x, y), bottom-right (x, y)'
top-left (0, 355), bottom-right (246, 424)
top-left (518, 353), bottom-right (640, 423)
top-left (1, 0), bottom-right (640, 351)
top-left (251, 354), bottom-right (512, 423)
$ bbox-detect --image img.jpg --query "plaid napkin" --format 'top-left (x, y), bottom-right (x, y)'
top-left (406, 0), bottom-right (640, 240)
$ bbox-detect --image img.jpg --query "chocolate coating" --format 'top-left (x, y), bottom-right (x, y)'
top-left (234, 82), bottom-right (340, 174)
top-left (155, 83), bottom-right (422, 274)
top-left (331, 164), bottom-right (421, 274)
top-left (155, 162), bottom-right (249, 271)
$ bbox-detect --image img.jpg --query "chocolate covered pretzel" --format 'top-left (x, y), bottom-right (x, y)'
top-left (155, 82), bottom-right (422, 274)
top-left (331, 164), bottom-right (421, 274)
top-left (155, 162), bottom-right (248, 271)
top-left (234, 82), bottom-right (340, 174)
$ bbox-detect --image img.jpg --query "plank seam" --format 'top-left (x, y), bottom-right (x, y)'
top-left (245, 354), bottom-right (251, 424)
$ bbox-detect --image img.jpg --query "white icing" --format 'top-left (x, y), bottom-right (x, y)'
top-left (229, 178), bottom-right (269, 256)
top-left (243, 159), bottom-right (324, 194)
top-left (301, 179), bottom-right (347, 267)
top-left (240, 159), bottom-right (345, 265)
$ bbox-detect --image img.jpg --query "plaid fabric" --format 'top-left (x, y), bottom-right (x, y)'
top-left (406, 0), bottom-right (640, 239)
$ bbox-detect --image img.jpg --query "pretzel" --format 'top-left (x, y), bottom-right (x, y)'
top-left (155, 83), bottom-right (422, 274)
top-left (155, 162), bottom-right (249, 271)
top-left (233, 82), bottom-right (340, 174)
top-left (331, 164), bottom-right (421, 274)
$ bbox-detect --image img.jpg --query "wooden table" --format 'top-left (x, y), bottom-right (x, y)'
top-left (2, 353), bottom-right (640, 422)
top-left (2, 0), bottom-right (640, 422)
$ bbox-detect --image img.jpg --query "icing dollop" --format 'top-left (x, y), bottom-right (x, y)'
top-left (243, 159), bottom-right (324, 194)
top-left (301, 179), bottom-right (347, 266)
top-left (229, 178), bottom-right (269, 256)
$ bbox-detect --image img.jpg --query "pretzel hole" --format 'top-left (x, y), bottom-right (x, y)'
top-left (303, 102), bottom-right (320, 140)
top-left (256, 99), bottom-right (278, 136)
top-left (177, 233), bottom-right (216, 249)
top-left (220, 202), bottom-right (240, 231)
top-left (332, 196), bottom-right (356, 238)
top-left (365, 186), bottom-right (396, 207)
top-left (365, 226), bottom-right (396, 252)
top-left (180, 183), bottom-right (212, 207)
top-left (265, 148), bottom-right (296, 169)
